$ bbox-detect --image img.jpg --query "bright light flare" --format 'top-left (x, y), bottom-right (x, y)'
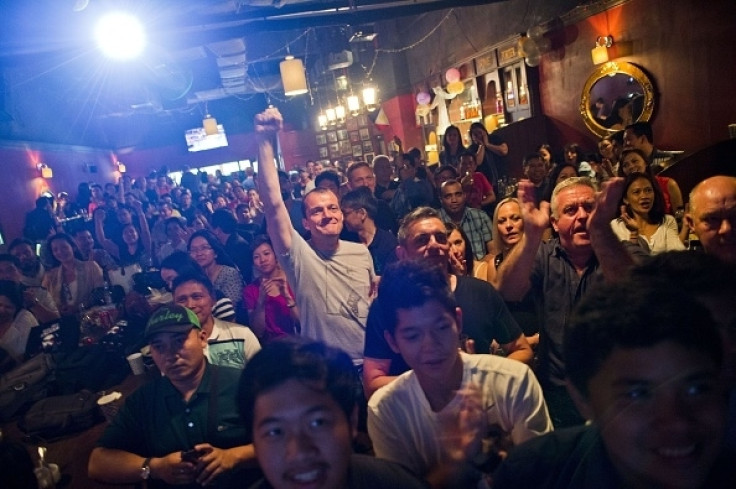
top-left (95, 12), bottom-right (146, 60)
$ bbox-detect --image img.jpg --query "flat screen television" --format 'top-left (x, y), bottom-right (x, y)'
top-left (185, 124), bottom-right (228, 152)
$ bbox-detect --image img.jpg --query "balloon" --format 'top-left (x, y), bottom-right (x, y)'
top-left (527, 25), bottom-right (545, 41)
top-left (445, 68), bottom-right (461, 83)
top-left (416, 92), bottom-right (431, 105)
top-left (446, 81), bottom-right (464, 95)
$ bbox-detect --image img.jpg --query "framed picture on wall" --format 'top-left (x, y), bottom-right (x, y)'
top-left (362, 140), bottom-right (373, 153)
top-left (315, 133), bottom-right (327, 145)
top-left (326, 131), bottom-right (338, 143)
top-left (346, 118), bottom-right (358, 131)
top-left (337, 129), bottom-right (348, 141)
top-left (364, 153), bottom-right (375, 165)
top-left (319, 146), bottom-right (329, 158)
top-left (339, 140), bottom-right (351, 155)
top-left (352, 145), bottom-right (363, 157)
top-left (329, 143), bottom-right (340, 158)
top-left (359, 128), bottom-right (370, 141)
top-left (357, 114), bottom-right (369, 127)
top-left (349, 131), bottom-right (360, 143)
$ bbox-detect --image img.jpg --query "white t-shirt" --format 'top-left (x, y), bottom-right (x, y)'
top-left (610, 214), bottom-right (685, 254)
top-left (368, 352), bottom-right (553, 477)
top-left (278, 228), bottom-right (374, 364)
top-left (0, 309), bottom-right (39, 362)
top-left (204, 318), bottom-right (261, 370)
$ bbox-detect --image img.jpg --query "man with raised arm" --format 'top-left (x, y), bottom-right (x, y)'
top-left (494, 177), bottom-right (646, 428)
top-left (254, 108), bottom-right (374, 366)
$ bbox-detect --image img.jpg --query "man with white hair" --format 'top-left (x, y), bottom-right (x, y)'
top-left (686, 175), bottom-right (736, 264)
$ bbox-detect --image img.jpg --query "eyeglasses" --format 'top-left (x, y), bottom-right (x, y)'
top-left (189, 246), bottom-right (213, 254)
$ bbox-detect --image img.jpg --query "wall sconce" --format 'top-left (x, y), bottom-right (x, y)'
top-left (37, 163), bottom-right (53, 179)
top-left (280, 55), bottom-right (308, 96)
top-left (317, 113), bottom-right (328, 130)
top-left (335, 104), bottom-right (346, 124)
top-left (117, 161), bottom-right (127, 173)
top-left (347, 95), bottom-right (361, 116)
top-left (325, 107), bottom-right (337, 125)
top-left (591, 36), bottom-right (613, 65)
top-left (203, 114), bottom-right (219, 135)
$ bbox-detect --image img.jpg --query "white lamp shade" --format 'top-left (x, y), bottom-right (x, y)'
top-left (280, 56), bottom-right (308, 96)
top-left (335, 104), bottom-right (346, 121)
top-left (347, 95), bottom-right (361, 114)
top-left (203, 115), bottom-right (219, 135)
top-left (362, 86), bottom-right (377, 108)
top-left (326, 108), bottom-right (336, 123)
top-left (41, 166), bottom-right (53, 179)
top-left (118, 163), bottom-right (127, 173)
top-left (318, 114), bottom-right (328, 128)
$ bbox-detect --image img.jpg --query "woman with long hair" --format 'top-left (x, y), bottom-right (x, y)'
top-left (187, 229), bottom-right (243, 310)
top-left (610, 172), bottom-right (685, 254)
top-left (486, 198), bottom-right (539, 345)
top-left (444, 222), bottom-right (487, 279)
top-left (243, 235), bottom-right (299, 343)
top-left (618, 148), bottom-right (684, 215)
top-left (42, 234), bottom-right (103, 316)
top-left (438, 125), bottom-right (465, 168)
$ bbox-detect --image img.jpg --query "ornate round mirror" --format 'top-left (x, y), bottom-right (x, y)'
top-left (580, 61), bottom-right (655, 138)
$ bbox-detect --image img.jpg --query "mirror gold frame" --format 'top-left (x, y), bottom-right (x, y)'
top-left (580, 61), bottom-right (655, 138)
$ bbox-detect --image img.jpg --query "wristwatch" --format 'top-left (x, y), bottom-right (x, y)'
top-left (140, 457), bottom-right (151, 480)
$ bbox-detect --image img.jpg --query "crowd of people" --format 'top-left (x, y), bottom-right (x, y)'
top-left (2, 108), bottom-right (735, 489)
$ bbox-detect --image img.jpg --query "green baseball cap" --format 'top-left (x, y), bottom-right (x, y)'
top-left (145, 304), bottom-right (201, 340)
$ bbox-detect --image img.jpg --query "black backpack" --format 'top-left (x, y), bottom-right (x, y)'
top-left (19, 389), bottom-right (103, 439)
top-left (0, 353), bottom-right (56, 421)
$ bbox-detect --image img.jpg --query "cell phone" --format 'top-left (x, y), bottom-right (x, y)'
top-left (181, 449), bottom-right (203, 463)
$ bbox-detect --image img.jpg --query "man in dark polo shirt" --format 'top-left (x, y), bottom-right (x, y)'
top-left (88, 304), bottom-right (256, 488)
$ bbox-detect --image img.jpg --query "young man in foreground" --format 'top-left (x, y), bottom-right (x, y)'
top-left (493, 278), bottom-right (732, 489)
top-left (238, 338), bottom-right (427, 489)
top-left (368, 261), bottom-right (551, 489)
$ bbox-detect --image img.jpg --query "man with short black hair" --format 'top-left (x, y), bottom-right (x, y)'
top-left (439, 180), bottom-right (493, 260)
top-left (494, 278), bottom-right (731, 489)
top-left (89, 304), bottom-right (257, 488)
top-left (8, 238), bottom-right (45, 286)
top-left (341, 187), bottom-right (397, 276)
top-left (624, 121), bottom-right (677, 173)
top-left (210, 209), bottom-right (253, 283)
top-left (522, 153), bottom-right (547, 205)
top-left (0, 254), bottom-right (58, 323)
top-left (347, 162), bottom-right (398, 234)
top-left (368, 261), bottom-right (550, 488)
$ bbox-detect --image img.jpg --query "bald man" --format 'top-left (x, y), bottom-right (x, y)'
top-left (686, 175), bottom-right (736, 264)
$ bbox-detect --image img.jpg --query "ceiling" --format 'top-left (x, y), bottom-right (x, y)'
top-left (0, 0), bottom-right (531, 150)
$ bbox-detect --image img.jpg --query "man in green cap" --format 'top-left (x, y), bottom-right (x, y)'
top-left (88, 304), bottom-right (257, 488)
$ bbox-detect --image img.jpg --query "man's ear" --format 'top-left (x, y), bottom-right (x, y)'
top-left (684, 213), bottom-right (694, 232)
top-left (550, 215), bottom-right (559, 233)
top-left (395, 245), bottom-right (407, 261)
top-left (565, 380), bottom-right (594, 422)
top-left (384, 330), bottom-right (400, 355)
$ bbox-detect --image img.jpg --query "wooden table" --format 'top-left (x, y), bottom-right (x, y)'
top-left (2, 369), bottom-right (155, 488)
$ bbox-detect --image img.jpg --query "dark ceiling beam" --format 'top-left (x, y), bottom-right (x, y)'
top-left (155, 0), bottom-right (506, 48)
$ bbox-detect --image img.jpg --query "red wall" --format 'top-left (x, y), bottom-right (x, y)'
top-left (539, 0), bottom-right (736, 153)
top-left (0, 143), bottom-right (116, 243)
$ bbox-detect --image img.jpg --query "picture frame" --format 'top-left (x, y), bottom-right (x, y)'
top-left (349, 131), bottom-right (361, 144)
top-left (352, 145), bottom-right (363, 157)
top-left (359, 128), bottom-right (371, 141)
top-left (315, 133), bottom-right (327, 145)
top-left (318, 146), bottom-right (329, 158)
top-left (362, 140), bottom-right (374, 153)
top-left (326, 131), bottom-right (338, 143)
top-left (339, 140), bottom-right (351, 156)
top-left (357, 114), bottom-right (369, 127)
top-left (337, 129), bottom-right (348, 141)
top-left (329, 143), bottom-right (340, 158)
top-left (364, 153), bottom-right (375, 165)
top-left (346, 118), bottom-right (358, 131)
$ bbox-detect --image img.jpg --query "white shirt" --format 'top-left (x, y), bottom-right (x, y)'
top-left (368, 352), bottom-right (552, 477)
top-left (204, 318), bottom-right (261, 370)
